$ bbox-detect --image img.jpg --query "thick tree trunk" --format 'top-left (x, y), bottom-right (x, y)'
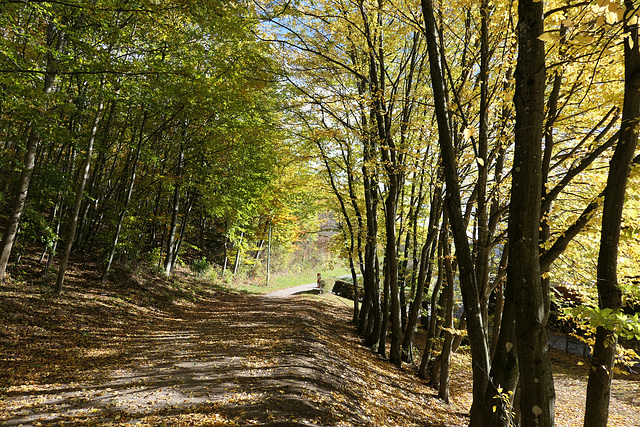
top-left (584, 5), bottom-right (640, 426)
top-left (510, 1), bottom-right (555, 426)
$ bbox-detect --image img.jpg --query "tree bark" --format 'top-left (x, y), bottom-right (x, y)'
top-left (55, 96), bottom-right (104, 294)
top-left (103, 110), bottom-right (145, 281)
top-left (438, 214), bottom-right (455, 403)
top-left (402, 180), bottom-right (442, 362)
top-left (385, 173), bottom-right (403, 366)
top-left (421, 2), bottom-right (490, 423)
top-left (164, 143), bottom-right (184, 276)
top-left (0, 24), bottom-right (65, 283)
top-left (511, 1), bottom-right (555, 426)
top-left (584, 4), bottom-right (640, 426)
top-left (0, 130), bottom-right (39, 283)
top-left (361, 128), bottom-right (381, 349)
top-left (318, 139), bottom-right (361, 323)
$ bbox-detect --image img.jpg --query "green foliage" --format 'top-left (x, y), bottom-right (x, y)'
top-left (20, 208), bottom-right (58, 250)
top-left (190, 257), bottom-right (211, 277)
top-left (567, 306), bottom-right (640, 341)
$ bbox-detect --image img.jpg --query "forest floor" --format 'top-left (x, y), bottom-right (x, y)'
top-left (1, 259), bottom-right (639, 426)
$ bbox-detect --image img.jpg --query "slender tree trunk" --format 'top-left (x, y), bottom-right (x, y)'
top-left (266, 223), bottom-right (272, 286)
top-left (233, 231), bottom-right (244, 276)
top-left (378, 255), bottom-right (390, 358)
top-left (475, 0), bottom-right (491, 332)
top-left (0, 24), bottom-right (65, 283)
top-left (318, 139), bottom-right (361, 323)
top-left (584, 5), bottom-right (640, 426)
top-left (172, 191), bottom-right (194, 273)
top-left (385, 174), bottom-right (403, 366)
top-left (164, 145), bottom-right (184, 276)
top-left (55, 97), bottom-right (104, 294)
top-left (402, 181), bottom-right (442, 362)
top-left (483, 248), bottom-right (519, 427)
top-left (419, 227), bottom-right (445, 379)
top-left (103, 111), bottom-right (145, 281)
top-left (361, 132), bottom-right (381, 349)
top-left (439, 215), bottom-right (455, 402)
top-left (77, 101), bottom-right (117, 252)
top-left (490, 245), bottom-right (509, 360)
top-left (421, 2), bottom-right (490, 423)
top-left (44, 199), bottom-right (62, 275)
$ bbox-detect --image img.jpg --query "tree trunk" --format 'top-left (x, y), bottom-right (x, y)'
top-left (584, 5), bottom-right (640, 426)
top-left (385, 173), bottom-right (403, 366)
top-left (233, 231), bottom-right (244, 276)
top-left (171, 190), bottom-right (194, 273)
top-left (510, 1), bottom-right (555, 426)
top-left (402, 181), bottom-right (442, 362)
top-left (318, 139), bottom-right (362, 324)
top-left (361, 129), bottom-right (381, 349)
top-left (55, 97), bottom-right (104, 294)
top-left (266, 223), bottom-right (272, 286)
top-left (164, 145), bottom-right (184, 276)
top-left (378, 255), bottom-right (390, 358)
top-left (483, 255), bottom-right (519, 427)
top-left (439, 215), bottom-right (455, 402)
top-left (0, 24), bottom-right (65, 283)
top-left (419, 227), bottom-right (445, 379)
top-left (421, 2), bottom-right (490, 423)
top-left (475, 0), bottom-right (491, 331)
top-left (0, 130), bottom-right (39, 283)
top-left (103, 110), bottom-right (145, 281)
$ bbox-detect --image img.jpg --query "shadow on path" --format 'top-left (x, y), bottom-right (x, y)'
top-left (1, 291), bottom-right (374, 426)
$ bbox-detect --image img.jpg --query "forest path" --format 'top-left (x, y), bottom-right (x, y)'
top-left (1, 281), bottom-right (466, 426)
top-left (264, 283), bottom-right (322, 298)
top-left (4, 275), bottom-right (636, 426)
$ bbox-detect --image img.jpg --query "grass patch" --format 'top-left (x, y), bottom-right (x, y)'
top-left (218, 266), bottom-right (351, 295)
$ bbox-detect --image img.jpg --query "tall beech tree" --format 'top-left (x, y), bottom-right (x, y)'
top-left (584, 2), bottom-right (640, 425)
top-left (0, 16), bottom-right (66, 283)
top-left (421, 1), bottom-right (490, 424)
top-left (510, 1), bottom-right (555, 426)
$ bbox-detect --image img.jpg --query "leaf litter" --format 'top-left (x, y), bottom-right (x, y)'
top-left (0, 258), bottom-right (638, 426)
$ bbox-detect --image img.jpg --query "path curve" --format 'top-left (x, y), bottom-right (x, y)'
top-left (264, 283), bottom-right (322, 298)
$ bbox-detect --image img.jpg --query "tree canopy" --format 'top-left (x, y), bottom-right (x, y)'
top-left (1, 0), bottom-right (639, 426)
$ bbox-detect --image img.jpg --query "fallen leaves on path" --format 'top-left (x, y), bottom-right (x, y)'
top-left (0, 262), bottom-right (638, 426)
